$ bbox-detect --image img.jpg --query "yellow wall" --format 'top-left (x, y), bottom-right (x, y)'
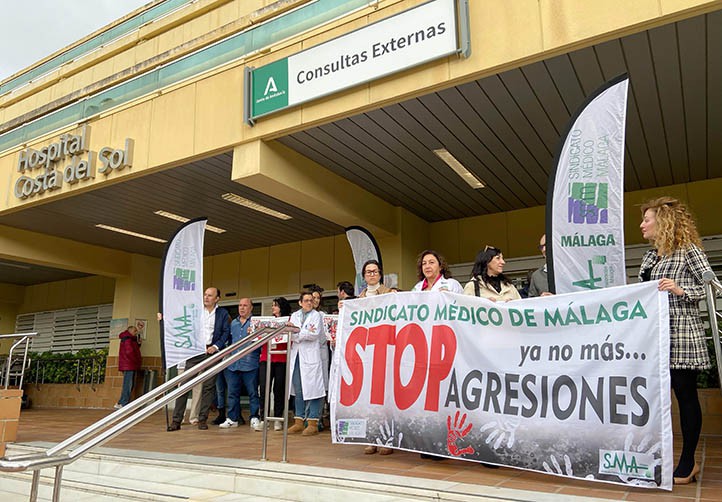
top-left (0, 283), bottom-right (23, 352)
top-left (204, 235), bottom-right (357, 298)
top-left (430, 177), bottom-right (722, 265)
top-left (110, 254), bottom-right (161, 357)
top-left (19, 276), bottom-right (115, 314)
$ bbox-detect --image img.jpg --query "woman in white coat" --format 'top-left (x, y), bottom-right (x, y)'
top-left (287, 290), bottom-right (326, 436)
top-left (411, 249), bottom-right (463, 293)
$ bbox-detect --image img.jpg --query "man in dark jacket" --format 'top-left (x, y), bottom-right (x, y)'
top-left (169, 287), bottom-right (231, 431)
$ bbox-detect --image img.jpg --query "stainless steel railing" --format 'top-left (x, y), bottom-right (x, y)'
top-left (0, 332), bottom-right (37, 389)
top-left (0, 324), bottom-right (298, 502)
top-left (704, 271), bottom-right (722, 396)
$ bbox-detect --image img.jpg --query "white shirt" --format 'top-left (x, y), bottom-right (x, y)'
top-left (203, 306), bottom-right (217, 345)
top-left (412, 276), bottom-right (463, 293)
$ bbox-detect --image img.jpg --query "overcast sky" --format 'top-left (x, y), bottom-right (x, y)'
top-left (0, 0), bottom-right (150, 81)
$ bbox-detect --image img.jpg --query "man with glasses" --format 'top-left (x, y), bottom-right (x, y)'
top-left (528, 234), bottom-right (551, 297)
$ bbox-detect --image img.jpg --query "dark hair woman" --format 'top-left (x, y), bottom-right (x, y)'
top-left (639, 196), bottom-right (713, 484)
top-left (258, 297), bottom-right (292, 432)
top-left (411, 250), bottom-right (462, 293)
top-left (463, 246), bottom-right (520, 302)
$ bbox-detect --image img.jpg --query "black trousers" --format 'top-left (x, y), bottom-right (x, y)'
top-left (172, 353), bottom-right (216, 424)
top-left (258, 361), bottom-right (287, 419)
top-left (671, 368), bottom-right (701, 477)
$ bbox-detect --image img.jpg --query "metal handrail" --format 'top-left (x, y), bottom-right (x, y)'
top-left (0, 324), bottom-right (298, 502)
top-left (703, 271), bottom-right (722, 396)
top-left (259, 333), bottom-right (293, 462)
top-left (0, 332), bottom-right (37, 389)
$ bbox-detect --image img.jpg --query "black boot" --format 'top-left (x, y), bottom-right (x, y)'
top-left (212, 408), bottom-right (226, 425)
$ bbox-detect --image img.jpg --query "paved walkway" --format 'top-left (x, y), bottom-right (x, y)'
top-left (9, 407), bottom-right (722, 501)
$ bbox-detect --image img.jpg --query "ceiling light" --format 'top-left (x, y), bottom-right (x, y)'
top-left (154, 210), bottom-right (226, 234)
top-left (221, 193), bottom-right (292, 220)
top-left (433, 148), bottom-right (485, 189)
top-left (95, 224), bottom-right (167, 243)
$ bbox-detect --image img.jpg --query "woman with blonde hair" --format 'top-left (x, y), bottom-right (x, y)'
top-left (638, 196), bottom-right (713, 484)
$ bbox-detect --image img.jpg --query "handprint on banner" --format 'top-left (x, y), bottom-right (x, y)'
top-left (478, 417), bottom-right (520, 450)
top-left (446, 411), bottom-right (475, 456)
top-left (543, 454), bottom-right (595, 480)
top-left (615, 433), bottom-right (662, 487)
top-left (373, 420), bottom-right (403, 448)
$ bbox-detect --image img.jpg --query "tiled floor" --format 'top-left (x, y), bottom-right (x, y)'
top-left (9, 407), bottom-right (722, 501)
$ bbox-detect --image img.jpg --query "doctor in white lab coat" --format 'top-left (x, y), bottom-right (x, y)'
top-left (286, 291), bottom-right (326, 436)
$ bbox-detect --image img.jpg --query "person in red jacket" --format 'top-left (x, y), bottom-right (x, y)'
top-left (115, 326), bottom-right (142, 409)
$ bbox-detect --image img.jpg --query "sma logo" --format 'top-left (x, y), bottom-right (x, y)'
top-left (598, 449), bottom-right (654, 480)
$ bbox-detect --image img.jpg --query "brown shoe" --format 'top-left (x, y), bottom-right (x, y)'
top-left (198, 420), bottom-right (208, 430)
top-left (302, 419), bottom-right (319, 436)
top-left (168, 421), bottom-right (181, 431)
top-left (364, 445), bottom-right (378, 454)
top-left (287, 417), bottom-right (304, 434)
top-left (379, 447), bottom-right (393, 455)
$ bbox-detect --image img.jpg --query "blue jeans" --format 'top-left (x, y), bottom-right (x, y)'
top-left (118, 370), bottom-right (135, 406)
top-left (292, 355), bottom-right (321, 419)
top-left (215, 371), bottom-right (227, 410)
top-left (225, 368), bottom-right (259, 422)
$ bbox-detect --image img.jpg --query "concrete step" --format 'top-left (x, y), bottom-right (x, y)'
top-left (1, 443), bottom-right (613, 502)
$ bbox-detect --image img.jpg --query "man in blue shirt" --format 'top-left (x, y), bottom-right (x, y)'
top-left (219, 297), bottom-right (262, 430)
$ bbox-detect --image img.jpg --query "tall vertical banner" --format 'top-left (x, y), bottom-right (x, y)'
top-left (330, 283), bottom-right (673, 490)
top-left (547, 74), bottom-right (629, 294)
top-left (159, 218), bottom-right (206, 369)
top-left (345, 226), bottom-right (382, 295)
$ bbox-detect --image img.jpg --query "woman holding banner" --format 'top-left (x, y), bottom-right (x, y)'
top-left (356, 259), bottom-right (395, 455)
top-left (463, 246), bottom-right (521, 302)
top-left (638, 196), bottom-right (713, 485)
top-left (412, 250), bottom-right (463, 293)
top-left (258, 297), bottom-right (291, 432)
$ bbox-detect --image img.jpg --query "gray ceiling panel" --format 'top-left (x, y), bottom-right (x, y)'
top-left (436, 86), bottom-right (544, 205)
top-left (622, 31), bottom-right (675, 186)
top-left (706, 10), bottom-right (722, 180)
top-left (649, 23), bottom-right (689, 184)
top-left (676, 15), bottom-right (707, 182)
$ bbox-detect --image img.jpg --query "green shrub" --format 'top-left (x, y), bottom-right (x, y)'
top-left (27, 348), bottom-right (108, 385)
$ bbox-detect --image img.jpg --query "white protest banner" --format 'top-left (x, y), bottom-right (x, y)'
top-left (159, 218), bottom-right (206, 369)
top-left (330, 282), bottom-right (673, 490)
top-left (547, 74), bottom-right (629, 293)
top-left (249, 316), bottom-right (290, 344)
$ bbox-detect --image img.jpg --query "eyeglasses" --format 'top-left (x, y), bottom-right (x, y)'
top-left (538, 244), bottom-right (546, 250)
top-left (301, 299), bottom-right (314, 303)
top-left (484, 245), bottom-right (498, 252)
top-left (364, 270), bottom-right (380, 275)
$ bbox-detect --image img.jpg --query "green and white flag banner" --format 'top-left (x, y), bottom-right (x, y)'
top-left (330, 282), bottom-right (673, 490)
top-left (249, 0), bottom-right (460, 119)
top-left (159, 218), bottom-right (206, 369)
top-left (547, 75), bottom-right (629, 294)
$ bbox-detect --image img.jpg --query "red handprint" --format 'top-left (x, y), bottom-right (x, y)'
top-left (447, 411), bottom-right (475, 457)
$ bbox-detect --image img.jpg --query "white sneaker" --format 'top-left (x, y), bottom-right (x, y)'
top-left (113, 403), bottom-right (123, 410)
top-left (189, 418), bottom-right (199, 425)
top-left (274, 421), bottom-right (283, 431)
top-left (250, 417), bottom-right (262, 430)
top-left (219, 418), bottom-right (239, 429)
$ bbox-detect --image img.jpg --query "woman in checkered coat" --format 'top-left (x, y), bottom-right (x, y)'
top-left (638, 196), bottom-right (713, 485)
